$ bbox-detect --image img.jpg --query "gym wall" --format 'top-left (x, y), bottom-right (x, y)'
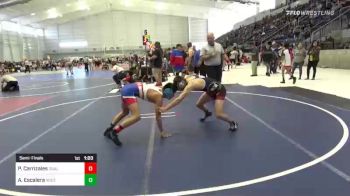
top-left (44, 10), bottom-right (189, 56)
top-left (188, 17), bottom-right (208, 48)
top-left (0, 30), bottom-right (45, 61)
top-left (318, 49), bottom-right (350, 69)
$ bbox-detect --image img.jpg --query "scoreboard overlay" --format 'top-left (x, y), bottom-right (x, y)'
top-left (15, 154), bottom-right (97, 186)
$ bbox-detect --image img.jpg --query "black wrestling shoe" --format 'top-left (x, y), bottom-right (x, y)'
top-left (104, 124), bottom-right (114, 139)
top-left (200, 111), bottom-right (212, 122)
top-left (109, 131), bottom-right (122, 146)
top-left (229, 121), bottom-right (238, 132)
top-left (293, 77), bottom-right (297, 84)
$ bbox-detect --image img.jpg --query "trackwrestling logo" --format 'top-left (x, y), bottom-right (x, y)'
top-left (286, 10), bottom-right (335, 16)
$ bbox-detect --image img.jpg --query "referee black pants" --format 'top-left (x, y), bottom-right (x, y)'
top-left (205, 65), bottom-right (222, 82)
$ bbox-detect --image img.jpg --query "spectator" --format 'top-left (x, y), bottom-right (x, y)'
top-left (65, 60), bottom-right (74, 76)
top-left (261, 41), bottom-right (274, 76)
top-left (230, 47), bottom-right (238, 66)
top-left (149, 41), bottom-right (163, 86)
top-left (192, 46), bottom-right (201, 75)
top-left (170, 44), bottom-right (185, 76)
top-left (251, 42), bottom-right (259, 77)
top-left (162, 57), bottom-right (169, 78)
top-left (51, 61), bottom-right (57, 71)
top-left (292, 42), bottom-right (307, 80)
top-left (216, 0), bottom-right (342, 48)
top-left (0, 63), bottom-right (5, 75)
top-left (84, 58), bottom-right (89, 72)
top-left (222, 48), bottom-right (230, 71)
top-left (24, 59), bottom-right (31, 73)
top-left (306, 40), bottom-right (321, 80)
top-left (238, 47), bottom-right (243, 65)
top-left (186, 42), bottom-right (195, 74)
top-left (271, 41), bottom-right (281, 73)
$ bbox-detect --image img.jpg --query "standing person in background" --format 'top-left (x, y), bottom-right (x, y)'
top-left (271, 41), bottom-right (279, 73)
top-left (84, 57), bottom-right (89, 72)
top-left (201, 32), bottom-right (225, 82)
top-left (225, 47), bottom-right (231, 70)
top-left (170, 44), bottom-right (185, 76)
top-left (24, 59), bottom-right (31, 73)
top-left (281, 43), bottom-right (297, 84)
top-left (42, 59), bottom-right (47, 70)
top-left (88, 58), bottom-right (93, 71)
top-left (306, 40), bottom-right (321, 80)
top-left (237, 47), bottom-right (243, 65)
top-left (186, 42), bottom-right (195, 75)
top-left (66, 59), bottom-right (74, 76)
top-left (166, 48), bottom-right (173, 76)
top-left (148, 44), bottom-right (156, 82)
top-left (36, 60), bottom-right (41, 71)
top-left (291, 42), bottom-right (307, 80)
top-left (182, 46), bottom-right (188, 74)
top-left (32, 60), bottom-right (38, 71)
top-left (95, 58), bottom-right (102, 69)
top-left (222, 48), bottom-right (230, 71)
top-left (51, 61), bottom-right (57, 71)
top-left (261, 42), bottom-right (274, 76)
top-left (230, 47), bottom-right (238, 68)
top-left (289, 43), bottom-right (294, 67)
top-left (251, 42), bottom-right (259, 77)
top-left (163, 49), bottom-right (170, 76)
top-left (162, 56), bottom-right (169, 79)
top-left (192, 46), bottom-right (201, 75)
top-left (149, 41), bottom-right (163, 86)
top-left (0, 63), bottom-right (5, 75)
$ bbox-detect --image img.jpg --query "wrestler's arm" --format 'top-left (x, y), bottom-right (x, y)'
top-left (154, 95), bottom-right (171, 138)
top-left (160, 84), bottom-right (192, 112)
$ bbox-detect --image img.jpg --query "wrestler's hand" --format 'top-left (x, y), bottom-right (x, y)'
top-left (159, 107), bottom-right (167, 113)
top-left (160, 131), bottom-right (172, 138)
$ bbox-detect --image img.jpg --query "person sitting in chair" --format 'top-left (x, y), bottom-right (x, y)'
top-left (111, 65), bottom-right (135, 89)
top-left (1, 74), bottom-right (19, 92)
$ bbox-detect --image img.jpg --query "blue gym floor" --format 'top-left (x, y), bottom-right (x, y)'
top-left (0, 70), bottom-right (350, 196)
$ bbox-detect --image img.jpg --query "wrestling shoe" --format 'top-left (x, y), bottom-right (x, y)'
top-left (109, 131), bottom-right (122, 146)
top-left (104, 124), bottom-right (114, 139)
top-left (200, 111), bottom-right (212, 122)
top-left (229, 121), bottom-right (238, 132)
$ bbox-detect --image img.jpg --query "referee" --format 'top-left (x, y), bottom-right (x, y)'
top-left (200, 32), bottom-right (224, 82)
